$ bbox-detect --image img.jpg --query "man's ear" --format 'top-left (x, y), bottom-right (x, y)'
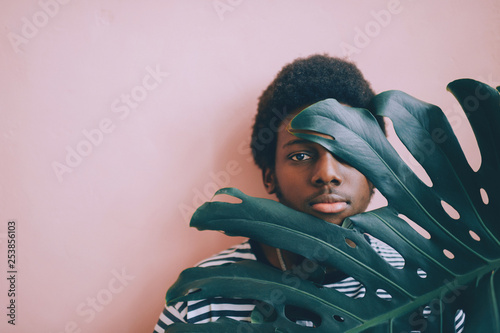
top-left (263, 168), bottom-right (276, 194)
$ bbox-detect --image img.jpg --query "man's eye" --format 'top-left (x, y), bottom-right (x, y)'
top-left (290, 153), bottom-right (311, 161)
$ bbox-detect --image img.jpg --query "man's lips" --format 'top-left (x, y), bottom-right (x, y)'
top-left (311, 202), bottom-right (348, 214)
top-left (309, 194), bottom-right (348, 214)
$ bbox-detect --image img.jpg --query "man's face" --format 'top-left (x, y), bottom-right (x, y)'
top-left (263, 118), bottom-right (373, 225)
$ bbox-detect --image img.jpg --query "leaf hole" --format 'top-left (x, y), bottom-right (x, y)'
top-left (417, 268), bottom-right (427, 278)
top-left (345, 238), bottom-right (357, 248)
top-left (441, 200), bottom-right (460, 220)
top-left (370, 236), bottom-right (405, 269)
top-left (423, 305), bottom-right (431, 318)
top-left (443, 249), bottom-right (455, 259)
top-left (455, 309), bottom-right (465, 328)
top-left (186, 288), bottom-right (202, 296)
top-left (211, 193), bottom-right (243, 204)
top-left (284, 304), bottom-right (322, 327)
top-left (480, 188), bottom-right (489, 205)
top-left (383, 117), bottom-right (433, 187)
top-left (289, 128), bottom-right (335, 141)
top-left (398, 214), bottom-right (431, 239)
top-left (334, 277), bottom-right (366, 298)
top-left (333, 315), bottom-right (345, 322)
top-left (376, 289), bottom-right (392, 301)
top-left (469, 230), bottom-right (481, 241)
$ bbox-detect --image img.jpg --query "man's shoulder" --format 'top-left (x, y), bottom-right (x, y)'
top-left (196, 241), bottom-right (257, 268)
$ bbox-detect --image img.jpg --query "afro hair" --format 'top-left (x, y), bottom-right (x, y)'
top-left (251, 54), bottom-right (384, 172)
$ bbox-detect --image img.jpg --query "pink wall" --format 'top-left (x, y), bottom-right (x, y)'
top-left (1, 0), bottom-right (499, 331)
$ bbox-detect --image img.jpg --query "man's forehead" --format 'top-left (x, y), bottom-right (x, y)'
top-left (281, 138), bottom-right (314, 149)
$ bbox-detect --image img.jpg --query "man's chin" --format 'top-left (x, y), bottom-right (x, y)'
top-left (307, 210), bottom-right (345, 226)
top-left (322, 217), bottom-right (345, 226)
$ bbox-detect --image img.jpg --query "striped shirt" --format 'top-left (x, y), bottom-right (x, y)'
top-left (154, 236), bottom-right (465, 332)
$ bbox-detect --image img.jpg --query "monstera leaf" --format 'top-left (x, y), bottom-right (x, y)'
top-left (165, 79), bottom-right (500, 332)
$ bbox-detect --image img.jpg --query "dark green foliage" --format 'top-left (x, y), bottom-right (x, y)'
top-left (165, 79), bottom-right (500, 332)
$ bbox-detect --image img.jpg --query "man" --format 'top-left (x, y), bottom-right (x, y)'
top-left (246, 54), bottom-right (381, 276)
top-left (153, 54), bottom-right (463, 332)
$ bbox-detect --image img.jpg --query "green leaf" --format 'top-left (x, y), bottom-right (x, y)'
top-left (165, 79), bottom-right (500, 332)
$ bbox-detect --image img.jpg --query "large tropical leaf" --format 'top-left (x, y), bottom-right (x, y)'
top-left (165, 79), bottom-right (500, 332)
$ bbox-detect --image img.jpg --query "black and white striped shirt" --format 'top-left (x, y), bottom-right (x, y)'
top-left (154, 236), bottom-right (465, 332)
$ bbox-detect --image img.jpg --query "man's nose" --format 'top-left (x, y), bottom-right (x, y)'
top-left (311, 152), bottom-right (343, 186)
